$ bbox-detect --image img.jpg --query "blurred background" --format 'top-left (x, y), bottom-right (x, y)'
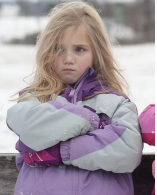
top-left (0, 0), bottom-right (155, 153)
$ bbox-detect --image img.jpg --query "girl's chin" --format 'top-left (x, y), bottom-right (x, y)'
top-left (63, 78), bottom-right (78, 85)
top-left (65, 80), bottom-right (77, 85)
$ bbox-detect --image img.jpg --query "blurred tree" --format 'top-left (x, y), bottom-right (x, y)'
top-left (114, 5), bottom-right (124, 24)
top-left (142, 0), bottom-right (155, 42)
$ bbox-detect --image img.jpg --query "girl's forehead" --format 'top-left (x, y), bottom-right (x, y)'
top-left (59, 26), bottom-right (91, 46)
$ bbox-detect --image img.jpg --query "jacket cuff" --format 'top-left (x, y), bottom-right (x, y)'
top-left (60, 141), bottom-right (71, 162)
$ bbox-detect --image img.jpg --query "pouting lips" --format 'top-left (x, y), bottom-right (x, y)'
top-left (63, 69), bottom-right (75, 71)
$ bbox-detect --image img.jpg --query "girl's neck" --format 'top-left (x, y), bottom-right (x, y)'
top-left (69, 83), bottom-right (76, 88)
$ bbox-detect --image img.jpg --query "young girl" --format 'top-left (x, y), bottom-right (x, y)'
top-left (139, 104), bottom-right (155, 195)
top-left (7, 2), bottom-right (143, 195)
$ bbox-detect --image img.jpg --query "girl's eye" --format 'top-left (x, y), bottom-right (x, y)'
top-left (76, 47), bottom-right (85, 52)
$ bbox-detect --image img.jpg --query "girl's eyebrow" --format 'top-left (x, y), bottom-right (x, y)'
top-left (73, 44), bottom-right (90, 48)
top-left (58, 44), bottom-right (90, 48)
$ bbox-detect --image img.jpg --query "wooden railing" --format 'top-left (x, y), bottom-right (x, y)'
top-left (0, 154), bottom-right (155, 195)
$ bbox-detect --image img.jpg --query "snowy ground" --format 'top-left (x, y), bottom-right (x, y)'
top-left (0, 43), bottom-right (155, 154)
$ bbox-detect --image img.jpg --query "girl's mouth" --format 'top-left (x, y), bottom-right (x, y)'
top-left (63, 69), bottom-right (75, 72)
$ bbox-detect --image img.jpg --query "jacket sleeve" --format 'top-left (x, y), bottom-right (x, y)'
top-left (6, 93), bottom-right (99, 151)
top-left (60, 98), bottom-right (143, 173)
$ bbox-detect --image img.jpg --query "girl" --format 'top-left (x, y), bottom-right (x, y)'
top-left (139, 104), bottom-right (155, 195)
top-left (7, 2), bottom-right (143, 195)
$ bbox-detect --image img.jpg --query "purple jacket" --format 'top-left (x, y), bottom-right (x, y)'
top-left (7, 67), bottom-right (143, 195)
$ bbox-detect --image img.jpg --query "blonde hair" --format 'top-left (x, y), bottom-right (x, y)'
top-left (13, 1), bottom-right (129, 103)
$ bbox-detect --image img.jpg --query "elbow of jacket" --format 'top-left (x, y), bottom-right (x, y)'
top-left (113, 146), bottom-right (143, 173)
top-left (127, 149), bottom-right (143, 172)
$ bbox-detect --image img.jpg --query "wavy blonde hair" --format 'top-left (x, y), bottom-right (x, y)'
top-left (13, 1), bottom-right (129, 103)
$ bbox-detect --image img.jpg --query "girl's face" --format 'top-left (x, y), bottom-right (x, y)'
top-left (53, 26), bottom-right (94, 85)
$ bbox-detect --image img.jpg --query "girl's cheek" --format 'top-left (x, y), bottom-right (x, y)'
top-left (53, 59), bottom-right (60, 69)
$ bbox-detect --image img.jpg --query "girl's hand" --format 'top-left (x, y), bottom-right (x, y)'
top-left (83, 105), bottom-right (105, 129)
top-left (99, 119), bottom-right (106, 129)
top-left (24, 143), bottom-right (62, 167)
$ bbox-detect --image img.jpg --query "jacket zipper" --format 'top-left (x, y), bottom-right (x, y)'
top-left (69, 71), bottom-right (90, 195)
top-left (69, 75), bottom-right (88, 195)
top-left (74, 167), bottom-right (76, 195)
top-left (70, 74), bottom-right (89, 104)
top-left (73, 167), bottom-right (79, 195)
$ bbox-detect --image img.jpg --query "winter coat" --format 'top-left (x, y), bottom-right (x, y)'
top-left (139, 104), bottom-right (155, 146)
top-left (139, 104), bottom-right (155, 195)
top-left (7, 67), bottom-right (143, 195)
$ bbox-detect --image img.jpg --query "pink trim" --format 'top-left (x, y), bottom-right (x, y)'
top-left (24, 150), bottom-right (57, 164)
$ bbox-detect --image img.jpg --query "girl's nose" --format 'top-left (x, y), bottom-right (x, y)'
top-left (63, 52), bottom-right (75, 65)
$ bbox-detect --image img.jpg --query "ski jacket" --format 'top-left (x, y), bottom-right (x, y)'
top-left (7, 67), bottom-right (143, 195)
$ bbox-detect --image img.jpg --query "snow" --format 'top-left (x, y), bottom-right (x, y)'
top-left (0, 43), bottom-right (155, 154)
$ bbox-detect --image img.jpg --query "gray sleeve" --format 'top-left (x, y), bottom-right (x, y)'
top-left (7, 93), bottom-right (99, 151)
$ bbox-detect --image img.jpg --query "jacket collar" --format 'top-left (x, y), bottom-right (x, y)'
top-left (72, 67), bottom-right (95, 89)
top-left (60, 67), bottom-right (107, 102)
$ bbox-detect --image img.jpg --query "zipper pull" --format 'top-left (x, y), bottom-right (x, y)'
top-left (69, 89), bottom-right (75, 97)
